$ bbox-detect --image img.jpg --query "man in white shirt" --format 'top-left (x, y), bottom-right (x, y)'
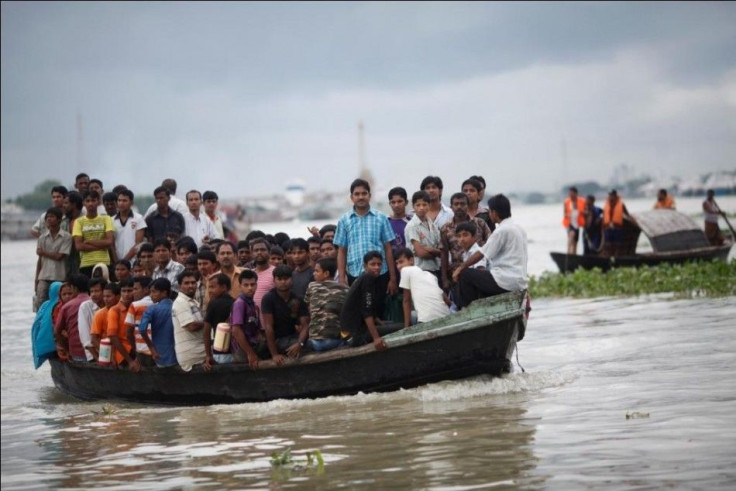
top-left (171, 270), bottom-right (207, 372)
top-left (183, 189), bottom-right (219, 248)
top-left (143, 178), bottom-right (188, 218)
top-left (202, 190), bottom-right (226, 240)
top-left (113, 189), bottom-right (147, 262)
top-left (452, 194), bottom-right (528, 309)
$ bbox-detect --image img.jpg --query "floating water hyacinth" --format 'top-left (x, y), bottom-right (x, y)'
top-left (529, 260), bottom-right (735, 298)
top-left (271, 447), bottom-right (325, 468)
top-left (90, 405), bottom-right (117, 416)
top-left (270, 448), bottom-right (293, 466)
top-left (270, 447), bottom-right (326, 482)
top-left (306, 450), bottom-right (324, 467)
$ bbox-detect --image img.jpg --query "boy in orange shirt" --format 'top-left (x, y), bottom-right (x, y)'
top-left (90, 282), bottom-right (120, 360)
top-left (107, 278), bottom-right (136, 370)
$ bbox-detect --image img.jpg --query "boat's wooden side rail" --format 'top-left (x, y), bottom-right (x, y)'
top-left (383, 291), bottom-right (526, 349)
top-left (284, 291), bottom-right (527, 365)
top-left (65, 291), bottom-right (528, 372)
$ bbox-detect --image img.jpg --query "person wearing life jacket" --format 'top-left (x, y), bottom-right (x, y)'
top-left (583, 195), bottom-right (603, 255)
top-left (602, 189), bottom-right (629, 257)
top-left (654, 189), bottom-right (676, 210)
top-left (562, 186), bottom-right (587, 255)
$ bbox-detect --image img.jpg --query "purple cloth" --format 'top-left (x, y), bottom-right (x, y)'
top-left (388, 215), bottom-right (412, 281)
top-left (231, 294), bottom-right (261, 348)
top-left (388, 215), bottom-right (411, 255)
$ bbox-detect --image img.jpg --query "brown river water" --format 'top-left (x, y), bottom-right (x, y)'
top-left (2, 197), bottom-right (735, 489)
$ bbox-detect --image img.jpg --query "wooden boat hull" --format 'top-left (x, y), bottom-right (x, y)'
top-left (50, 292), bottom-right (528, 405)
top-left (550, 244), bottom-right (732, 273)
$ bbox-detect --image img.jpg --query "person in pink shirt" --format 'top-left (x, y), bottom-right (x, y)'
top-left (250, 238), bottom-right (274, 328)
top-left (54, 274), bottom-right (91, 362)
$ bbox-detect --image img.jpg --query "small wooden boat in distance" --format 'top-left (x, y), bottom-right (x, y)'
top-left (551, 209), bottom-right (733, 273)
top-left (49, 291), bottom-right (529, 405)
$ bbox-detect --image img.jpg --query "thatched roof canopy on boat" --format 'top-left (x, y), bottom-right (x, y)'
top-left (629, 210), bottom-right (709, 252)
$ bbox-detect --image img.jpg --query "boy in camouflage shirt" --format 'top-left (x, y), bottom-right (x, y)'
top-left (304, 258), bottom-right (349, 352)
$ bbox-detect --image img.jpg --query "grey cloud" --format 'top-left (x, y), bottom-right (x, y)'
top-left (2, 2), bottom-right (735, 199)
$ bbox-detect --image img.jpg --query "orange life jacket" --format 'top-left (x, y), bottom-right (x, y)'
top-left (603, 199), bottom-right (624, 227)
top-left (562, 197), bottom-right (587, 228)
top-left (654, 195), bottom-right (675, 210)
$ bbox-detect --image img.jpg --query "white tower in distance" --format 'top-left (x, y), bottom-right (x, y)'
top-left (358, 120), bottom-right (374, 190)
top-left (285, 178), bottom-right (306, 207)
top-left (76, 111), bottom-right (86, 172)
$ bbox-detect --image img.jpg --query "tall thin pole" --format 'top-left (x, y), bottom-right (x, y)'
top-left (560, 136), bottom-right (568, 190)
top-left (358, 119), bottom-right (366, 173)
top-left (356, 119), bottom-right (375, 190)
top-left (76, 111), bottom-right (86, 171)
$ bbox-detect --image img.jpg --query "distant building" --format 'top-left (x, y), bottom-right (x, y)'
top-left (678, 171), bottom-right (736, 196)
top-left (611, 163), bottom-right (631, 184)
top-left (1, 203), bottom-right (37, 241)
top-left (285, 179), bottom-right (306, 207)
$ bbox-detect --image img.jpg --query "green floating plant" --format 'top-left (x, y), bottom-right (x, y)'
top-left (306, 450), bottom-right (324, 467)
top-left (530, 260), bottom-right (735, 298)
top-left (270, 448), bottom-right (293, 466)
top-left (91, 405), bottom-right (117, 416)
top-left (271, 448), bottom-right (325, 472)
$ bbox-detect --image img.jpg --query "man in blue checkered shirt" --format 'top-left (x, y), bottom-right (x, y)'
top-left (334, 178), bottom-right (398, 319)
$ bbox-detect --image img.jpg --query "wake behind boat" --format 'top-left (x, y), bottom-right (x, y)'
top-left (49, 291), bottom-right (529, 405)
top-left (551, 209), bottom-right (732, 273)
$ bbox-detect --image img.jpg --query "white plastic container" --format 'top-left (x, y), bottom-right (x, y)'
top-left (213, 323), bottom-right (231, 352)
top-left (98, 338), bottom-right (112, 366)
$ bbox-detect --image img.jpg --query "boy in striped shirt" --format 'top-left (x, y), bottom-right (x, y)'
top-left (125, 276), bottom-right (155, 369)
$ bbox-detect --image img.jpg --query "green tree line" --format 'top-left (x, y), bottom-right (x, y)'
top-left (7, 179), bottom-right (154, 212)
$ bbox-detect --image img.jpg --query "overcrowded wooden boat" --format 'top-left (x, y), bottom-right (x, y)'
top-left (49, 290), bottom-right (529, 405)
top-left (551, 209), bottom-right (732, 273)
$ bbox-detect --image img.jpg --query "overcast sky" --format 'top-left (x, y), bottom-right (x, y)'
top-left (2, 2), bottom-right (735, 201)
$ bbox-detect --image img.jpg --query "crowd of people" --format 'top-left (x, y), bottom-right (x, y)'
top-left (32, 173), bottom-right (529, 372)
